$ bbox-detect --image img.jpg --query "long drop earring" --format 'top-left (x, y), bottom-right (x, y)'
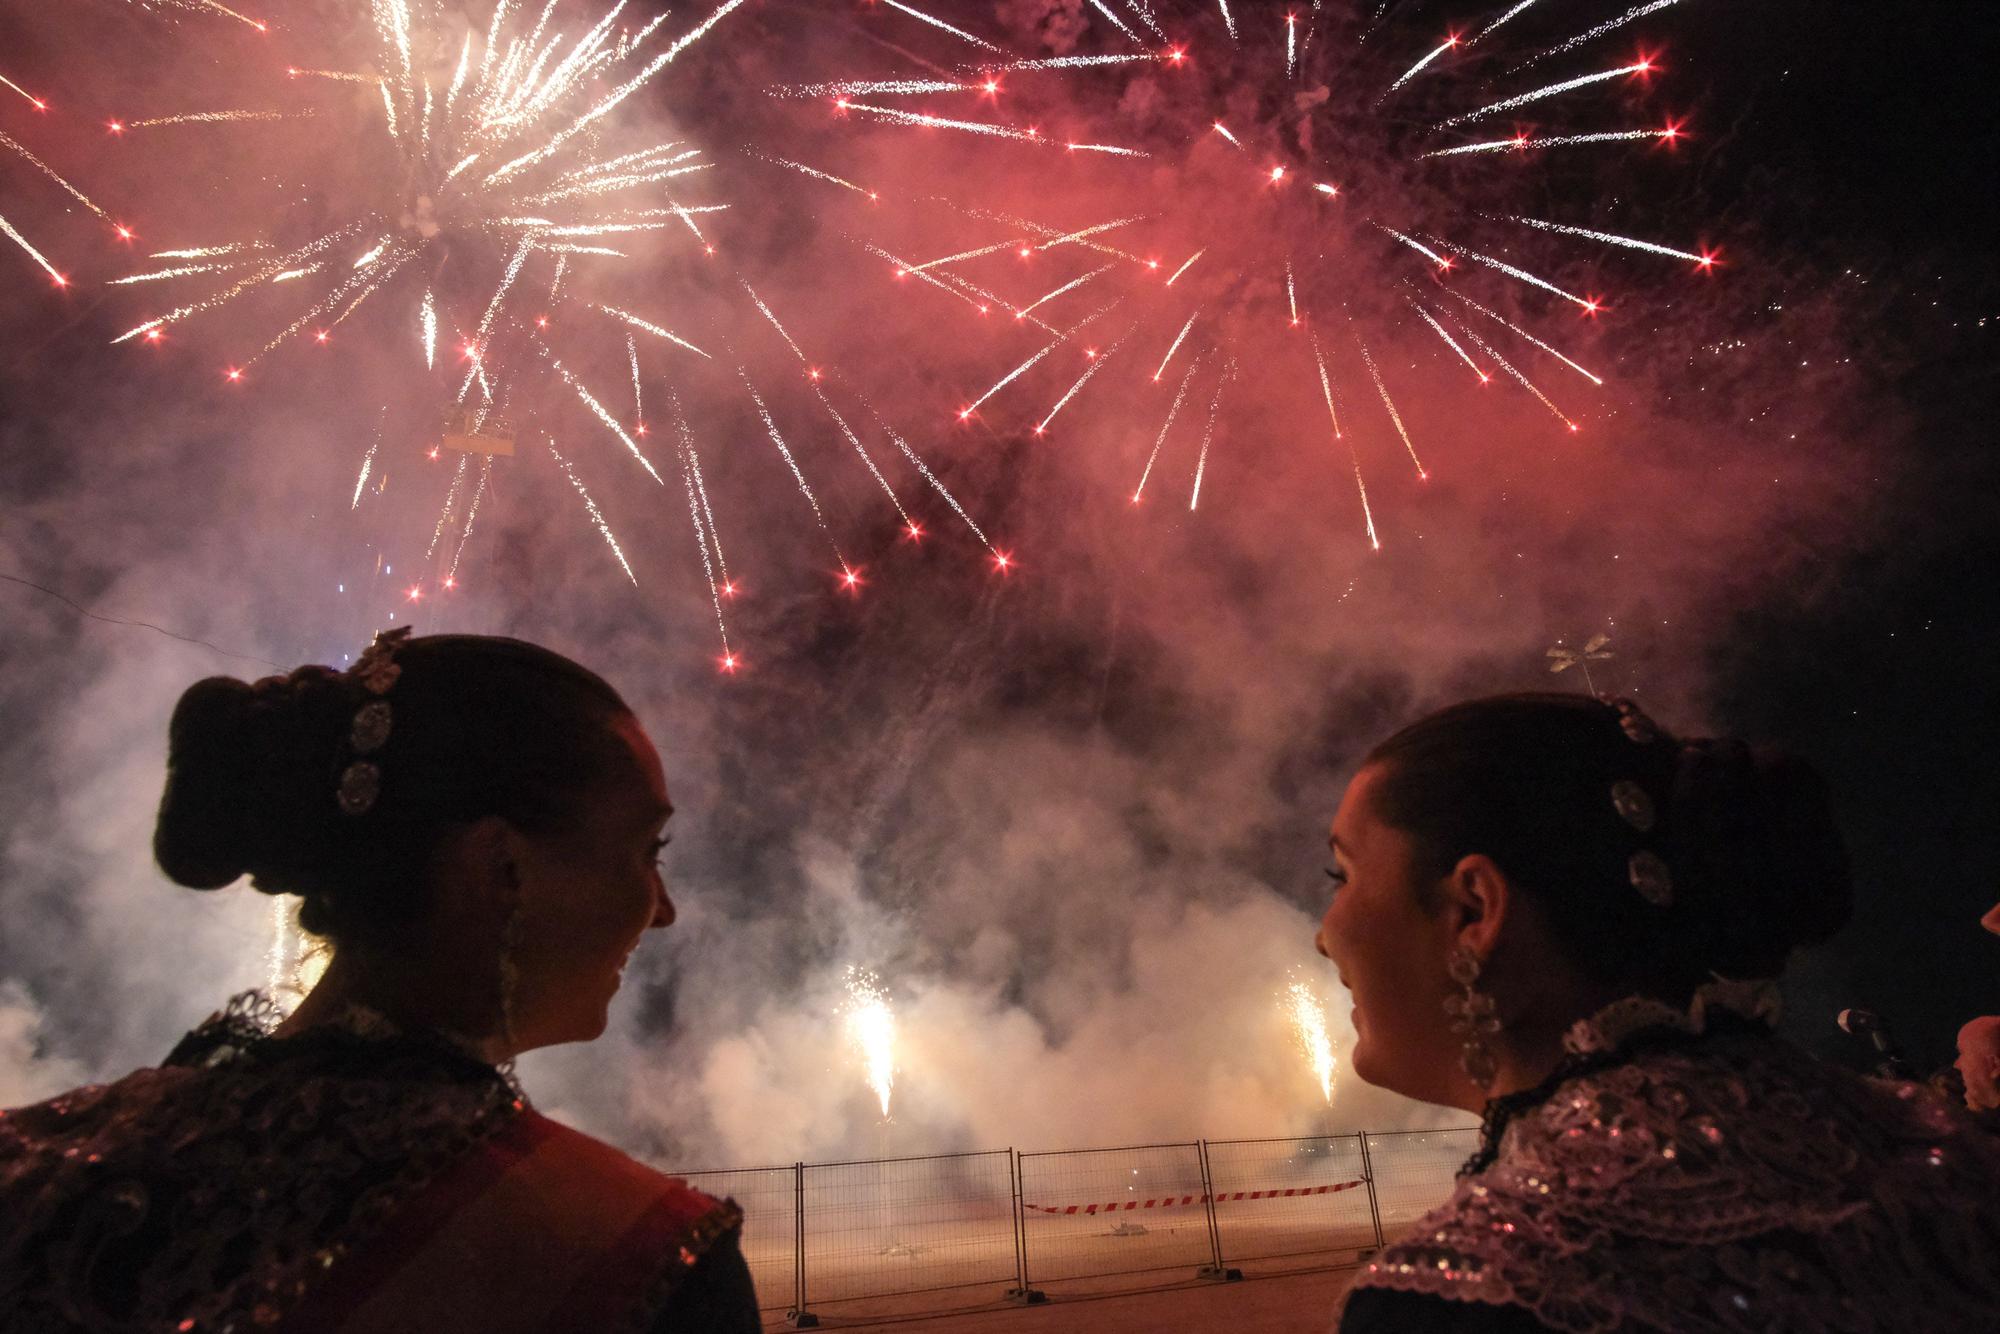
top-left (1445, 946), bottom-right (1502, 1092)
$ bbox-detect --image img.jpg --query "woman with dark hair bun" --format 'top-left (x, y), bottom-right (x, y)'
top-left (1320, 694), bottom-right (2000, 1333)
top-left (0, 630), bottom-right (759, 1332)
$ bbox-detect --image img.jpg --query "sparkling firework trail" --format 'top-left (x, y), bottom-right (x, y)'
top-left (1134, 356), bottom-right (1199, 502)
top-left (1421, 129), bottom-right (1668, 158)
top-left (1216, 0), bottom-right (1238, 42)
top-left (1311, 333), bottom-right (1377, 549)
top-left (1037, 328), bottom-right (1128, 434)
top-left (1442, 287), bottom-right (1604, 385)
top-left (548, 439), bottom-right (637, 585)
top-left (1165, 248), bottom-right (1206, 286)
top-left (1016, 262), bottom-right (1113, 320)
top-left (627, 333), bottom-right (643, 422)
top-left (880, 0), bottom-right (1001, 53)
top-left (813, 383), bottom-right (912, 527)
top-left (1153, 311), bottom-right (1198, 381)
top-left (429, 454), bottom-right (469, 559)
top-left (861, 398), bottom-right (993, 549)
top-left (1188, 364), bottom-right (1227, 510)
top-left (421, 289), bottom-right (437, 369)
top-left (755, 153), bottom-right (875, 197)
top-left (1385, 34), bottom-right (1461, 97)
top-left (837, 101), bottom-right (1043, 145)
top-left (542, 345), bottom-right (664, 484)
top-left (741, 372), bottom-right (847, 568)
top-left (1411, 302), bottom-right (1489, 382)
top-left (1086, 0), bottom-right (1141, 44)
top-left (1, 129), bottom-right (111, 221)
top-left (1446, 311), bottom-right (1574, 428)
top-left (1518, 0), bottom-right (1687, 68)
top-left (1286, 261), bottom-right (1298, 324)
top-left (1, 212), bottom-right (67, 285)
top-left (1284, 979), bottom-right (1337, 1104)
top-left (1506, 215), bottom-right (1710, 265)
top-left (1432, 235), bottom-right (1597, 310)
top-left (843, 967), bottom-right (898, 1118)
top-left (1440, 57), bottom-right (1656, 128)
top-left (351, 412), bottom-right (384, 510)
top-left (126, 109), bottom-right (311, 128)
top-left (742, 281), bottom-right (807, 363)
top-left (1, 74), bottom-right (47, 109)
top-left (1355, 333), bottom-right (1426, 479)
top-left (965, 336), bottom-right (1062, 416)
top-left (1470, 0), bottom-right (1545, 45)
top-left (670, 394), bottom-right (733, 663)
top-left (448, 458), bottom-right (491, 582)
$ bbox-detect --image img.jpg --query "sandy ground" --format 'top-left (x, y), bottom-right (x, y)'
top-left (761, 1262), bottom-right (1359, 1332)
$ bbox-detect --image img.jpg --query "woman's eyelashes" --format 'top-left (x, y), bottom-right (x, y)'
top-left (1325, 866), bottom-right (1348, 891)
top-left (649, 834), bottom-right (672, 865)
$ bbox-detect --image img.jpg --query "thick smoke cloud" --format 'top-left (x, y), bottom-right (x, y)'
top-left (0, 1), bottom-right (1896, 1167)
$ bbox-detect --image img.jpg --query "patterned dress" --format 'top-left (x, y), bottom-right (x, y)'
top-left (1340, 983), bottom-right (2000, 1332)
top-left (0, 995), bottom-right (758, 1333)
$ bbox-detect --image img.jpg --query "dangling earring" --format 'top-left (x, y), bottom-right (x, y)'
top-left (1445, 946), bottom-right (1502, 1092)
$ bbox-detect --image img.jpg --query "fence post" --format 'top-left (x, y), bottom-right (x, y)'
top-left (1194, 1139), bottom-right (1241, 1282)
top-left (1356, 1131), bottom-right (1386, 1253)
top-left (787, 1161), bottom-right (819, 1328)
top-left (1004, 1148), bottom-right (1046, 1304)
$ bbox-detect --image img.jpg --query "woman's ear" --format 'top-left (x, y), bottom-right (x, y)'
top-left (431, 817), bottom-right (519, 922)
top-left (1440, 853), bottom-right (1511, 959)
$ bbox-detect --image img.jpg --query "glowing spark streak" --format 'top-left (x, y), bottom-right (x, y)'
top-left (1188, 367), bottom-right (1227, 510)
top-left (967, 337), bottom-right (1061, 414)
top-left (456, 238), bottom-right (534, 400)
top-left (252, 250), bottom-right (408, 361)
top-left (270, 265), bottom-right (320, 282)
top-left (862, 399), bottom-right (991, 548)
top-left (353, 240), bottom-right (389, 269)
top-left (1440, 59), bottom-right (1656, 128)
top-left (813, 384), bottom-right (910, 524)
top-left (880, 0), bottom-right (1001, 52)
top-left (110, 263), bottom-right (230, 284)
top-left (1286, 261), bottom-right (1299, 323)
top-left (908, 239), bottom-right (1021, 272)
top-left (1522, 0), bottom-right (1686, 67)
top-left (1442, 288), bottom-right (1603, 384)
top-left (597, 304), bottom-right (711, 359)
top-left (0, 130), bottom-right (110, 220)
top-left (1016, 263), bottom-right (1112, 319)
top-left (1, 74), bottom-right (43, 108)
top-left (421, 290), bottom-right (437, 369)
top-left (484, 0), bottom-right (748, 184)
top-left (741, 282), bottom-right (806, 363)
top-left (151, 244), bottom-right (259, 258)
top-left (678, 401), bottom-right (731, 587)
top-left (1422, 130), bottom-right (1661, 158)
top-left (1134, 357), bottom-right (1197, 501)
top-left (352, 417), bottom-right (384, 510)
top-left (758, 153), bottom-right (873, 196)
top-left (1471, 0), bottom-right (1545, 45)
top-left (548, 440), bottom-right (637, 585)
top-left (864, 241), bottom-right (1018, 322)
top-left (1086, 0), bottom-right (1140, 42)
top-left (1451, 315), bottom-right (1573, 426)
top-left (1433, 236), bottom-right (1595, 309)
top-left (1386, 36), bottom-right (1458, 95)
top-left (628, 333), bottom-right (642, 421)
top-left (127, 109), bottom-right (308, 127)
top-left (378, 79), bottom-right (400, 141)
top-left (1507, 215), bottom-right (1706, 263)
top-left (671, 396), bottom-right (732, 656)
top-left (1153, 311), bottom-right (1197, 380)
top-left (741, 374), bottom-right (844, 562)
top-left (287, 69), bottom-right (380, 84)
top-left (1287, 12), bottom-right (1298, 78)
top-left (1211, 121), bottom-right (1243, 148)
top-left (1356, 335), bottom-right (1426, 478)
top-left (844, 968), bottom-right (897, 1118)
top-left (1065, 141), bottom-right (1149, 157)
top-left (838, 102), bottom-right (1040, 143)
top-left (1121, 2), bottom-right (1164, 40)
top-left (1216, 0), bottom-right (1237, 41)
top-left (1165, 249), bottom-right (1205, 286)
top-left (774, 78), bottom-right (971, 97)
top-left (1312, 336), bottom-right (1342, 440)
top-left (1036, 330), bottom-right (1125, 433)
top-left (2, 212), bottom-right (63, 284)
top-left (1286, 982), bottom-right (1337, 1103)
top-left (543, 346), bottom-right (664, 484)
top-left (967, 53), bottom-right (1160, 72)
top-left (1034, 215), bottom-right (1145, 252)
top-left (446, 33), bottom-right (472, 111)
top-left (449, 458), bottom-right (490, 580)
top-left (1314, 182), bottom-right (1339, 196)
top-left (1376, 224), bottom-right (1449, 267)
top-left (185, 0), bottom-right (268, 30)
top-left (430, 454), bottom-right (469, 558)
top-left (444, 154), bottom-right (480, 182)
top-left (1412, 303), bottom-right (1488, 380)
top-left (112, 227), bottom-right (363, 343)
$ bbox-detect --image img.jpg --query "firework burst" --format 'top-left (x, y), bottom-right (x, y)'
top-left (843, 966), bottom-right (898, 1119)
top-left (788, 0), bottom-right (1718, 548)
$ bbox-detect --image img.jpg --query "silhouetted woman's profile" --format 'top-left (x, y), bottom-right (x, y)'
top-left (0, 630), bottom-right (759, 1332)
top-left (1316, 694), bottom-right (2000, 1333)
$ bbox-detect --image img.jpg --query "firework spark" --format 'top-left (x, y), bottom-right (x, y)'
top-left (844, 967), bottom-right (898, 1118)
top-left (1285, 979), bottom-right (1337, 1105)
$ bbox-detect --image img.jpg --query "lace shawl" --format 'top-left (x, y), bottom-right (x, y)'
top-left (1352, 988), bottom-right (2000, 1332)
top-left (0, 994), bottom-right (523, 1333)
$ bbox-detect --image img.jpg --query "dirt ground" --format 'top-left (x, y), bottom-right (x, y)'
top-left (763, 1262), bottom-right (1359, 1333)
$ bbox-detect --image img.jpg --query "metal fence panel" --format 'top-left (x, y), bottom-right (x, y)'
top-left (1017, 1143), bottom-right (1213, 1284)
top-left (1205, 1134), bottom-right (1378, 1266)
top-left (1364, 1128), bottom-right (1479, 1233)
top-left (800, 1150), bottom-right (1019, 1303)
top-left (677, 1164), bottom-right (798, 1313)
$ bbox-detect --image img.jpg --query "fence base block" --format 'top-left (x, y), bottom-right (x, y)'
top-left (1006, 1287), bottom-right (1049, 1305)
top-left (785, 1310), bottom-right (821, 1328)
top-left (1197, 1265), bottom-right (1243, 1283)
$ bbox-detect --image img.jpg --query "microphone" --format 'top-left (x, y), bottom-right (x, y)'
top-left (1837, 1008), bottom-right (1916, 1079)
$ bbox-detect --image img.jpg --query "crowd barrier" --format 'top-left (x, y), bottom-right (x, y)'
top-left (676, 1126), bottom-right (1478, 1326)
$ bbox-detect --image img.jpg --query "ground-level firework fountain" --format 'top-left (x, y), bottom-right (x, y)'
top-left (843, 965), bottom-right (897, 1119)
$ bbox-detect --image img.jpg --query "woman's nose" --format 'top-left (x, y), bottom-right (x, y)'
top-left (652, 882), bottom-right (676, 929)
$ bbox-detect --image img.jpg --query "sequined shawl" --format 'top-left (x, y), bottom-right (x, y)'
top-left (0, 994), bottom-right (741, 1334)
top-left (1350, 986), bottom-right (2000, 1333)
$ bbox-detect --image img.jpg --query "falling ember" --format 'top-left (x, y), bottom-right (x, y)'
top-left (1285, 979), bottom-right (1337, 1105)
top-left (843, 967), bottom-right (897, 1118)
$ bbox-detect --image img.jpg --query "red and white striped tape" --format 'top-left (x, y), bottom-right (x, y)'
top-left (1024, 1179), bottom-right (1368, 1217)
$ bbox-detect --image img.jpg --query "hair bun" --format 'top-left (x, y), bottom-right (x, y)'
top-left (154, 669), bottom-right (350, 893)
